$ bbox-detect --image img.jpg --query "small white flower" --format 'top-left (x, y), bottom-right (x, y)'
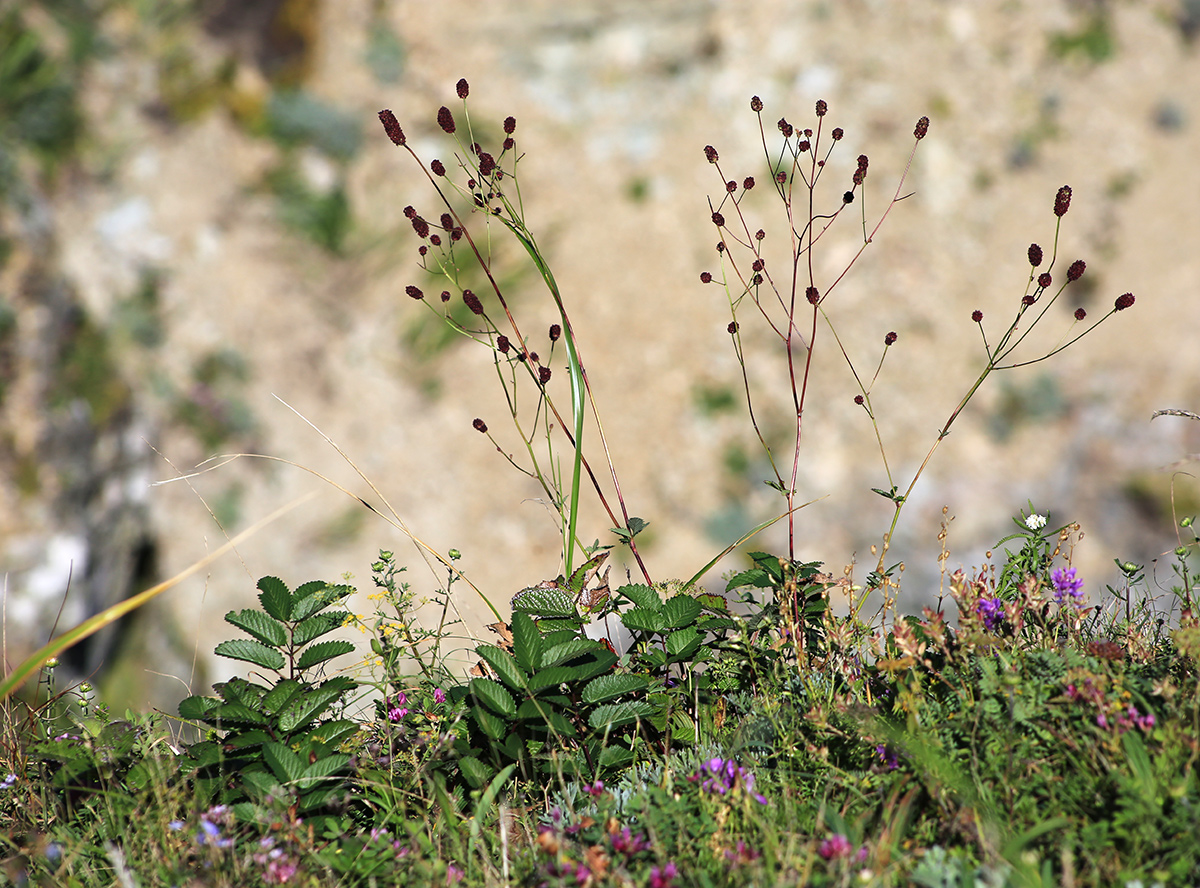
top-left (1025, 514), bottom-right (1047, 530)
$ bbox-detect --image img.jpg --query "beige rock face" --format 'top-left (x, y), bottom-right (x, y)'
top-left (4, 0), bottom-right (1200, 708)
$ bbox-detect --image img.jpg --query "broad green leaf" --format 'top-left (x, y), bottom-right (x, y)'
top-left (306, 719), bottom-right (359, 749)
top-left (511, 612), bottom-right (542, 673)
top-left (469, 677), bottom-right (516, 717)
top-left (725, 568), bottom-right (772, 592)
top-left (225, 608), bottom-right (287, 647)
top-left (476, 644), bottom-right (528, 692)
top-left (263, 741), bottom-right (305, 785)
top-left (210, 702), bottom-right (268, 726)
top-left (296, 639), bottom-right (355, 672)
top-left (459, 756), bottom-right (494, 789)
top-left (617, 584), bottom-right (661, 611)
top-left (292, 582), bottom-right (345, 621)
top-left (695, 593), bottom-right (729, 611)
top-left (257, 576), bottom-right (292, 621)
top-left (178, 695), bottom-right (219, 721)
top-left (666, 626), bottom-right (702, 659)
top-left (697, 615), bottom-right (739, 632)
top-left (215, 639), bottom-right (285, 671)
top-left (278, 683), bottom-right (345, 733)
top-left (581, 673), bottom-right (651, 705)
top-left (473, 704), bottom-right (508, 739)
top-left (296, 754), bottom-right (350, 791)
top-left (661, 596), bottom-right (702, 628)
top-left (567, 551), bottom-right (609, 595)
top-left (293, 612), bottom-right (346, 646)
top-left (227, 729), bottom-right (273, 750)
top-left (670, 709), bottom-right (698, 743)
top-left (542, 629), bottom-right (582, 648)
top-left (620, 607), bottom-right (666, 633)
top-left (527, 665), bottom-right (581, 694)
top-left (217, 677), bottom-right (267, 709)
top-left (570, 650), bottom-right (619, 682)
top-left (588, 701), bottom-right (654, 731)
top-left (596, 745), bottom-right (636, 770)
top-left (262, 679), bottom-right (304, 715)
top-left (542, 637), bottom-right (605, 668)
top-left (511, 584), bottom-right (579, 618)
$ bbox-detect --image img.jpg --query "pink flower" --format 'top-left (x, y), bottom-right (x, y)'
top-left (818, 834), bottom-right (853, 860)
top-left (434, 687), bottom-right (446, 704)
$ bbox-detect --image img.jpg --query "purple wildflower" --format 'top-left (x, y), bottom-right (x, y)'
top-left (1051, 567), bottom-right (1084, 605)
top-left (433, 687), bottom-right (446, 704)
top-left (690, 757), bottom-right (768, 804)
top-left (610, 827), bottom-right (651, 855)
top-left (976, 597), bottom-right (1004, 631)
top-left (649, 862), bottom-right (679, 888)
top-left (818, 834), bottom-right (854, 860)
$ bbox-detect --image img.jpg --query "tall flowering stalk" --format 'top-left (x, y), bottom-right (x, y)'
top-left (378, 84), bottom-right (650, 582)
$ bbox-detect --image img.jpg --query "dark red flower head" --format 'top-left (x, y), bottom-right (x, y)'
top-left (884, 331), bottom-right (898, 346)
top-left (411, 216), bottom-right (430, 238)
top-left (538, 366), bottom-right (552, 384)
top-left (1022, 294), bottom-right (1036, 306)
top-left (431, 159), bottom-right (446, 176)
top-left (1054, 185), bottom-right (1072, 217)
top-left (854, 394), bottom-right (865, 405)
top-left (437, 106), bottom-right (456, 133)
top-left (843, 191), bottom-right (854, 204)
top-left (1114, 292), bottom-right (1135, 311)
top-left (972, 309), bottom-right (983, 322)
top-left (456, 78), bottom-right (470, 99)
top-left (743, 176), bottom-right (755, 190)
top-left (726, 180), bottom-right (737, 193)
top-left (776, 171), bottom-right (787, 184)
top-left (832, 127), bottom-right (844, 140)
top-left (440, 290), bottom-right (451, 302)
top-left (778, 118), bottom-right (793, 137)
top-left (1074, 307), bottom-right (1087, 320)
top-left (711, 212), bottom-right (725, 227)
top-left (815, 99), bottom-right (828, 117)
top-left (1028, 243), bottom-right (1043, 267)
top-left (755, 229), bottom-right (765, 240)
top-left (463, 289), bottom-right (484, 315)
top-left (496, 334), bottom-right (511, 352)
top-left (378, 110), bottom-right (406, 146)
top-left (1038, 272), bottom-right (1052, 288)
top-left (728, 321), bottom-right (739, 334)
top-left (473, 418), bottom-right (487, 433)
top-left (914, 116), bottom-right (930, 139)
top-left (549, 323), bottom-right (562, 341)
top-left (504, 116), bottom-right (517, 134)
top-left (1066, 259), bottom-right (1086, 282)
top-left (700, 271), bottom-right (712, 283)
top-left (404, 205), bottom-right (417, 219)
top-left (405, 285), bottom-right (424, 300)
top-left (806, 286), bottom-right (820, 305)
top-left (704, 145), bottom-right (719, 164)
top-left (750, 96), bottom-right (763, 112)
top-left (478, 153), bottom-right (496, 177)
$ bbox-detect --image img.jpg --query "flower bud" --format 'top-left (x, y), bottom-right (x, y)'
top-left (1038, 272), bottom-right (1052, 288)
top-left (815, 99), bottom-right (828, 117)
top-left (806, 286), bottom-right (820, 305)
top-left (750, 96), bottom-right (763, 112)
top-left (914, 116), bottom-right (930, 139)
top-left (711, 212), bottom-right (725, 227)
top-left (1074, 307), bottom-right (1087, 320)
top-left (406, 285), bottom-right (424, 300)
top-left (778, 118), bottom-right (793, 137)
top-left (700, 271), bottom-right (712, 283)
top-left (473, 418), bottom-right (487, 433)
top-left (972, 309), bottom-right (983, 322)
top-left (456, 78), bottom-right (470, 99)
top-left (1114, 292), bottom-right (1135, 311)
top-left (497, 334), bottom-right (511, 353)
top-left (504, 116), bottom-right (517, 134)
top-left (437, 106), bottom-right (456, 133)
top-left (378, 110), bottom-right (406, 146)
top-left (831, 127), bottom-right (844, 140)
top-left (884, 331), bottom-right (898, 345)
top-left (1054, 185), bottom-right (1072, 217)
top-left (1028, 243), bottom-right (1043, 266)
top-left (538, 366), bottom-right (552, 384)
top-left (463, 289), bottom-right (484, 315)
top-left (704, 145), bottom-right (719, 163)
top-left (549, 324), bottom-right (561, 341)
top-left (431, 159), bottom-right (446, 176)
top-left (1066, 259), bottom-right (1086, 282)
top-left (727, 321), bottom-right (739, 334)
top-left (743, 176), bottom-right (755, 190)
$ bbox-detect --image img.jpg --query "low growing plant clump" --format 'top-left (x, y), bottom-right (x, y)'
top-left (5, 80), bottom-right (1195, 888)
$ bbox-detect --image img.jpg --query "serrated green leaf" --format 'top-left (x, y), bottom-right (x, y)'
top-left (473, 703), bottom-right (508, 739)
top-left (511, 585), bottom-right (579, 618)
top-left (567, 551), bottom-right (609, 594)
top-left (511, 612), bottom-right (542, 673)
top-left (257, 576), bottom-right (292, 621)
top-left (671, 709), bottom-right (698, 743)
top-left (571, 650), bottom-right (619, 682)
top-left (695, 593), bottom-right (729, 611)
top-left (620, 607), bottom-right (666, 633)
top-left (459, 756), bottom-right (494, 789)
top-left (697, 616), bottom-right (739, 631)
top-left (225, 608), bottom-right (287, 647)
top-left (588, 701), bottom-right (654, 730)
top-left (617, 583), bottom-right (662, 611)
top-left (226, 729), bottom-right (273, 750)
top-left (542, 637), bottom-right (605, 668)
top-left (597, 745), bottom-right (636, 770)
top-left (306, 719), bottom-right (360, 749)
top-left (277, 683), bottom-right (345, 733)
top-left (542, 629), bottom-right (582, 648)
top-left (215, 639), bottom-right (285, 671)
top-left (661, 596), bottom-right (702, 628)
top-left (476, 644), bottom-right (528, 692)
top-left (469, 677), bottom-right (516, 717)
top-left (519, 705), bottom-right (576, 738)
top-left (210, 702), bottom-right (269, 725)
top-left (262, 741), bottom-right (305, 785)
top-left (292, 582), bottom-right (348, 621)
top-left (296, 754), bottom-right (350, 791)
top-left (293, 612), bottom-right (345, 646)
top-left (666, 626), bottom-right (702, 658)
top-left (178, 695), bottom-right (219, 721)
top-left (218, 677), bottom-right (267, 709)
top-left (725, 568), bottom-right (771, 592)
top-left (581, 673), bottom-right (651, 704)
top-left (262, 679), bottom-right (304, 715)
top-left (296, 639), bottom-right (355, 672)
top-left (527, 665), bottom-right (582, 694)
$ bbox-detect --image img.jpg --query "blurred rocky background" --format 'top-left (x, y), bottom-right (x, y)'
top-left (3, 0), bottom-right (1200, 711)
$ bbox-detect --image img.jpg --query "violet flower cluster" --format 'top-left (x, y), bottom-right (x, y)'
top-left (689, 757), bottom-right (768, 805)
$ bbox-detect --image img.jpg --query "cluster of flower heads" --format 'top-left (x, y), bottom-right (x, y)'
top-left (818, 833), bottom-right (869, 864)
top-left (1051, 567), bottom-right (1085, 606)
top-left (688, 757), bottom-right (769, 805)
